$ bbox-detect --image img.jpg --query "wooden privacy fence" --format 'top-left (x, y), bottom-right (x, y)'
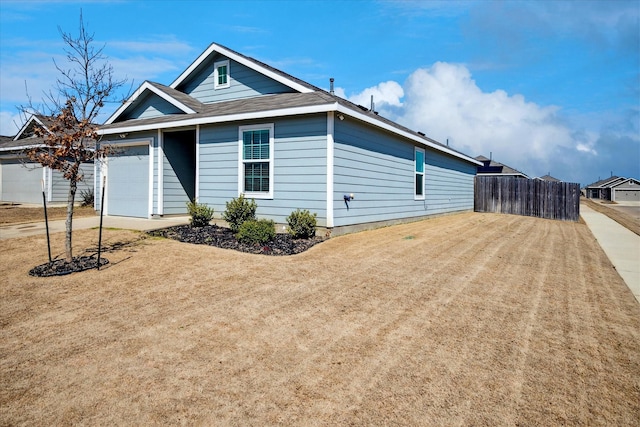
top-left (474, 176), bottom-right (581, 222)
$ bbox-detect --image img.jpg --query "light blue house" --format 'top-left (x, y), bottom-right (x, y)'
top-left (98, 43), bottom-right (481, 233)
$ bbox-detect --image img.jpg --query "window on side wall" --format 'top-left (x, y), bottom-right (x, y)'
top-left (239, 124), bottom-right (274, 199)
top-left (415, 147), bottom-right (425, 200)
top-left (214, 60), bottom-right (230, 89)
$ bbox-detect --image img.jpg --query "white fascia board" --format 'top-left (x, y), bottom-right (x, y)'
top-left (14, 115), bottom-right (50, 140)
top-left (104, 81), bottom-right (196, 125)
top-left (170, 43), bottom-right (314, 94)
top-left (0, 143), bottom-right (46, 152)
top-left (335, 105), bottom-right (483, 166)
top-left (98, 103), bottom-right (336, 135)
top-left (100, 100), bottom-right (482, 166)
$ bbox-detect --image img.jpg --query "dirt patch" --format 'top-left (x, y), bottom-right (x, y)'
top-left (582, 198), bottom-right (640, 236)
top-left (0, 204), bottom-right (95, 225)
top-left (150, 224), bottom-right (325, 255)
top-left (1, 212), bottom-right (639, 425)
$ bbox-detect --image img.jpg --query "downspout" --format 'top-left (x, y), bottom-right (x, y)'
top-left (195, 124), bottom-right (200, 201)
top-left (326, 111), bottom-right (335, 228)
top-left (157, 129), bottom-right (163, 216)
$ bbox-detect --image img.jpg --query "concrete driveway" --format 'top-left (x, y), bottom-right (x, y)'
top-left (0, 215), bottom-right (190, 240)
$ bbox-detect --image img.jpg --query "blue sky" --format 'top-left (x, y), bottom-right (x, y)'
top-left (1, 0), bottom-right (638, 186)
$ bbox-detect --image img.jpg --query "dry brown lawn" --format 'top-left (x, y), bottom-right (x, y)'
top-left (582, 198), bottom-right (640, 237)
top-left (0, 204), bottom-right (95, 225)
top-left (1, 212), bottom-right (639, 426)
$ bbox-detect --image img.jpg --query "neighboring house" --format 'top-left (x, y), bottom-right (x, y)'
top-left (475, 155), bottom-right (529, 178)
top-left (583, 176), bottom-right (626, 200)
top-left (535, 174), bottom-right (562, 182)
top-left (610, 178), bottom-right (640, 202)
top-left (97, 42), bottom-right (482, 233)
top-left (0, 115), bottom-right (94, 205)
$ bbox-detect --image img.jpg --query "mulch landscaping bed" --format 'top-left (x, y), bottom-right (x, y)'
top-left (29, 256), bottom-right (109, 277)
top-left (149, 224), bottom-right (325, 255)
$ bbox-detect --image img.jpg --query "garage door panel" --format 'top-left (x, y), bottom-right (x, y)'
top-left (1, 160), bottom-right (43, 204)
top-left (107, 145), bottom-right (149, 217)
top-left (615, 189), bottom-right (640, 202)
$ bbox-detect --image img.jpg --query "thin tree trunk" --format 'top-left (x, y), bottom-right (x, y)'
top-left (65, 180), bottom-right (77, 262)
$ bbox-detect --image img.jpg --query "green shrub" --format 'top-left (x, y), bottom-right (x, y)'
top-left (186, 200), bottom-right (214, 227)
top-left (79, 188), bottom-right (94, 207)
top-left (286, 209), bottom-right (317, 239)
top-left (223, 194), bottom-right (257, 233)
top-left (236, 219), bottom-right (275, 245)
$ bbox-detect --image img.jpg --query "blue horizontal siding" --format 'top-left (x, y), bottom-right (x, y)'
top-left (333, 118), bottom-right (475, 227)
top-left (197, 115), bottom-right (328, 225)
top-left (124, 92), bottom-right (182, 120)
top-left (178, 55), bottom-right (295, 104)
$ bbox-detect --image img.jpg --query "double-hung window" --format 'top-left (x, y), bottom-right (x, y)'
top-left (415, 147), bottom-right (425, 200)
top-left (239, 124), bottom-right (274, 199)
top-left (214, 60), bottom-right (230, 89)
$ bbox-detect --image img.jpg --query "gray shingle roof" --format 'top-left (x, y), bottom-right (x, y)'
top-left (585, 176), bottom-right (623, 188)
top-left (101, 91), bottom-right (335, 130)
top-left (474, 155), bottom-right (528, 177)
top-left (146, 81), bottom-right (208, 113)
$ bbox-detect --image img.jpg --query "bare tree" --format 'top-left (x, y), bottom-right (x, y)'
top-left (22, 11), bottom-right (128, 262)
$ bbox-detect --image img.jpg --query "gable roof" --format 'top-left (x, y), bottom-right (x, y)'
top-left (584, 176), bottom-right (624, 188)
top-left (170, 42), bottom-right (318, 94)
top-left (105, 81), bottom-right (206, 124)
top-left (535, 174), bottom-right (561, 182)
top-left (100, 43), bottom-right (482, 167)
top-left (474, 155), bottom-right (529, 178)
top-left (610, 177), bottom-right (640, 188)
top-left (14, 114), bottom-right (54, 140)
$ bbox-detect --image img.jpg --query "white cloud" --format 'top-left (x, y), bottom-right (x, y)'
top-left (347, 81), bottom-right (404, 109)
top-left (0, 110), bottom-right (24, 136)
top-left (345, 62), bottom-right (640, 184)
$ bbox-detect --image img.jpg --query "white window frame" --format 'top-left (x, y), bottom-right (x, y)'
top-left (238, 123), bottom-right (274, 199)
top-left (415, 147), bottom-right (425, 200)
top-left (214, 60), bottom-right (230, 89)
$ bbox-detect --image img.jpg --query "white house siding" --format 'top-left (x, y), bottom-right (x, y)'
top-left (197, 114), bottom-right (328, 225)
top-left (176, 55), bottom-right (295, 104)
top-left (333, 118), bottom-right (475, 227)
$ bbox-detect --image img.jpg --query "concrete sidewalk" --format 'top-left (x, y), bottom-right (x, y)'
top-left (0, 215), bottom-right (190, 240)
top-left (581, 204), bottom-right (640, 304)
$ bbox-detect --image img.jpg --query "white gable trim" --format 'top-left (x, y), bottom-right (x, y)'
top-left (170, 43), bottom-right (314, 94)
top-left (14, 115), bottom-right (51, 140)
top-left (104, 81), bottom-right (197, 125)
top-left (611, 177), bottom-right (639, 188)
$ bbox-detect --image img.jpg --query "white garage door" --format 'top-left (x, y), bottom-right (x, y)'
top-left (615, 189), bottom-right (640, 202)
top-left (107, 145), bottom-right (149, 217)
top-left (1, 160), bottom-right (43, 204)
